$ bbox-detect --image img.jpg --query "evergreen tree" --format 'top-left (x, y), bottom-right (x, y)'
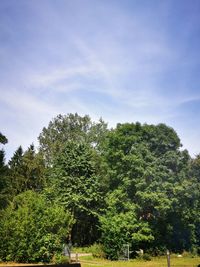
top-left (46, 141), bottom-right (103, 245)
top-left (0, 132), bottom-right (8, 208)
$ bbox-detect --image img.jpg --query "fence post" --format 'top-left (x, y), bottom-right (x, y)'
top-left (127, 244), bottom-right (129, 261)
top-left (166, 250), bottom-right (170, 267)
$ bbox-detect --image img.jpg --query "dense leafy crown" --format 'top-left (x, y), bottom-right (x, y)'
top-left (0, 115), bottom-right (199, 261)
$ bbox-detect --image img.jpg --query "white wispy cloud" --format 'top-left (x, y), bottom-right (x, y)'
top-left (1, 0), bottom-right (200, 159)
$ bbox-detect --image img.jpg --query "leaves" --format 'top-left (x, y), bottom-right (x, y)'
top-left (0, 116), bottom-right (200, 261)
top-left (46, 141), bottom-right (103, 245)
top-left (38, 113), bottom-right (108, 165)
top-left (0, 191), bottom-right (74, 262)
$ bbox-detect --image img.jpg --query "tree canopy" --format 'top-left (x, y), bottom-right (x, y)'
top-left (0, 114), bottom-right (199, 261)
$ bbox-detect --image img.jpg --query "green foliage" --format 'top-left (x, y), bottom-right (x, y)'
top-left (1, 116), bottom-right (200, 262)
top-left (0, 191), bottom-right (74, 263)
top-left (85, 243), bottom-right (106, 258)
top-left (52, 254), bottom-right (69, 264)
top-left (46, 141), bottom-right (103, 245)
top-left (100, 210), bottom-right (134, 260)
top-left (99, 189), bottom-right (154, 259)
top-left (0, 152), bottom-right (9, 208)
top-left (7, 145), bottom-right (46, 199)
top-left (38, 113), bottom-right (108, 165)
top-left (190, 155), bottom-right (200, 249)
top-left (7, 146), bottom-right (24, 197)
top-left (0, 132), bottom-right (8, 145)
top-left (101, 122), bottom-right (199, 254)
top-left (0, 133), bottom-right (9, 208)
top-left (137, 253), bottom-right (151, 261)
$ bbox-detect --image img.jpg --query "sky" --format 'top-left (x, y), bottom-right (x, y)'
top-left (1, 0), bottom-right (200, 160)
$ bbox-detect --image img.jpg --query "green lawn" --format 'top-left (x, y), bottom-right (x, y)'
top-left (80, 255), bottom-right (200, 267)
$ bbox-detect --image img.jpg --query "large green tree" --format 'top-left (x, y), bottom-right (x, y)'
top-left (38, 113), bottom-right (108, 165)
top-left (46, 141), bottom-right (104, 245)
top-left (1, 117), bottom-right (199, 259)
top-left (8, 145), bottom-right (46, 198)
top-left (101, 122), bottom-right (197, 254)
top-left (190, 155), bottom-right (200, 251)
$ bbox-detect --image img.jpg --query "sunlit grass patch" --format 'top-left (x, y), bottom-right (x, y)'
top-left (80, 255), bottom-right (200, 267)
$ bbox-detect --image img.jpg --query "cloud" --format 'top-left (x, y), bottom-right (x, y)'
top-left (27, 66), bottom-right (94, 89)
top-left (1, 0), bottom-right (200, 159)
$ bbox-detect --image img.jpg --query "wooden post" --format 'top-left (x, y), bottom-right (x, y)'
top-left (166, 250), bottom-right (170, 267)
top-left (76, 252), bottom-right (79, 262)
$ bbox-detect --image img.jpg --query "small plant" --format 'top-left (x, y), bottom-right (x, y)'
top-left (73, 246), bottom-right (90, 253)
top-left (142, 253), bottom-right (151, 261)
top-left (137, 253), bottom-right (151, 261)
top-left (90, 243), bottom-right (106, 258)
top-left (52, 253), bottom-right (69, 264)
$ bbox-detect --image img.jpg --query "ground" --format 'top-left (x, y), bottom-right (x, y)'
top-left (0, 255), bottom-right (199, 267)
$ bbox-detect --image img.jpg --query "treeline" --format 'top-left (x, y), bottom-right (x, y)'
top-left (0, 113), bottom-right (199, 261)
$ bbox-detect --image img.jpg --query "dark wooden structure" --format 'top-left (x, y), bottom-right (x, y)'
top-left (0, 264), bottom-right (81, 267)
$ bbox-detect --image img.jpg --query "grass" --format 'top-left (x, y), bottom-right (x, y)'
top-left (0, 253), bottom-right (199, 267)
top-left (73, 247), bottom-right (92, 253)
top-left (80, 255), bottom-right (200, 267)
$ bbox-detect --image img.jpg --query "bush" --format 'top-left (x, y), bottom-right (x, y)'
top-left (136, 253), bottom-right (151, 261)
top-left (52, 253), bottom-right (69, 264)
top-left (142, 253), bottom-right (151, 261)
top-left (146, 246), bottom-right (167, 256)
top-left (89, 243), bottom-right (105, 258)
top-left (0, 191), bottom-right (74, 263)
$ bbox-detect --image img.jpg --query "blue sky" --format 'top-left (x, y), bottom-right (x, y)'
top-left (1, 0), bottom-right (200, 160)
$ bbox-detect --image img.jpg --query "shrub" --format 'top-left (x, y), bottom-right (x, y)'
top-left (52, 253), bottom-right (69, 264)
top-left (142, 253), bottom-right (151, 261)
top-left (0, 191), bottom-right (74, 263)
top-left (89, 243), bottom-right (105, 258)
top-left (136, 253), bottom-right (151, 261)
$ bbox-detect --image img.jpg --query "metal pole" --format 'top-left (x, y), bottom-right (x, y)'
top-left (69, 251), bottom-right (71, 263)
top-left (127, 244), bottom-right (129, 261)
top-left (166, 250), bottom-right (170, 267)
